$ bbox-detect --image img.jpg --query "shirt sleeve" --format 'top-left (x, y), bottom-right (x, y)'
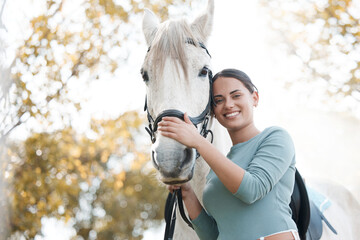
top-left (234, 128), bottom-right (295, 204)
top-left (191, 208), bottom-right (219, 240)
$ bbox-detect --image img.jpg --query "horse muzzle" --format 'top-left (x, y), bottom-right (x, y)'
top-left (152, 141), bottom-right (196, 185)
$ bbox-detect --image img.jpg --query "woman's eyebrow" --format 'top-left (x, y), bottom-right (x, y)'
top-left (214, 89), bottom-right (242, 98)
top-left (230, 89), bottom-right (242, 94)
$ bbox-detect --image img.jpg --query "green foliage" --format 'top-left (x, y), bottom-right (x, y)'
top-left (6, 111), bottom-right (167, 239)
top-left (260, 0), bottom-right (360, 100)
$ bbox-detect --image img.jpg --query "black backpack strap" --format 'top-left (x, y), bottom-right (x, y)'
top-left (290, 169), bottom-right (311, 240)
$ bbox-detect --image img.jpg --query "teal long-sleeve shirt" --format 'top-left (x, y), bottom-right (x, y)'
top-left (191, 126), bottom-right (298, 240)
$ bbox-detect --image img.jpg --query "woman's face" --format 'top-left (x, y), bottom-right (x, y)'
top-left (212, 77), bottom-right (259, 133)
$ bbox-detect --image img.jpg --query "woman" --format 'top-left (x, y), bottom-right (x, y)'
top-left (158, 68), bottom-right (299, 240)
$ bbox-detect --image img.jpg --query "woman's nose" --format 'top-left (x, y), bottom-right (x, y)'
top-left (224, 98), bottom-right (234, 108)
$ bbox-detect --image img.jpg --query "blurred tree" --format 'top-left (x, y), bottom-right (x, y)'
top-left (260, 0), bottom-right (360, 102)
top-left (1, 0), bottom-right (12, 237)
top-left (6, 111), bottom-right (167, 239)
top-left (0, 0), bottom-right (188, 142)
top-left (0, 0), bottom-right (191, 238)
top-left (0, 0), bottom-right (202, 238)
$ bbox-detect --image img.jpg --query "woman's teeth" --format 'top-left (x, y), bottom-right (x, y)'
top-left (225, 112), bottom-right (239, 117)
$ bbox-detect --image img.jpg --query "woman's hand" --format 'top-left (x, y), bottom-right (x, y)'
top-left (158, 113), bottom-right (202, 149)
top-left (167, 182), bottom-right (203, 220)
top-left (167, 182), bottom-right (193, 200)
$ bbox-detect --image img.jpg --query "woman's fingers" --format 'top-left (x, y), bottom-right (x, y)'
top-left (162, 114), bottom-right (192, 125)
top-left (159, 115), bottom-right (192, 129)
top-left (161, 116), bottom-right (183, 123)
top-left (158, 118), bottom-right (184, 133)
top-left (167, 185), bottom-right (181, 193)
top-left (158, 120), bottom-right (176, 127)
top-left (184, 112), bottom-right (192, 124)
top-left (158, 125), bottom-right (177, 134)
top-left (167, 183), bottom-right (194, 201)
top-left (158, 113), bottom-right (199, 148)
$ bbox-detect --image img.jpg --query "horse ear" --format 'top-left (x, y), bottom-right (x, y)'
top-left (190, 0), bottom-right (214, 43)
top-left (142, 8), bottom-right (160, 46)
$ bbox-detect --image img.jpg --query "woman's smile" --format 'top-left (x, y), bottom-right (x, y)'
top-left (224, 111), bottom-right (241, 118)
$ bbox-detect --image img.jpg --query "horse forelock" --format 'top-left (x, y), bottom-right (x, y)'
top-left (147, 19), bottom-right (200, 81)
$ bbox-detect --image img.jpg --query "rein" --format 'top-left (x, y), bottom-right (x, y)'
top-left (143, 39), bottom-right (213, 240)
top-left (164, 189), bottom-right (193, 240)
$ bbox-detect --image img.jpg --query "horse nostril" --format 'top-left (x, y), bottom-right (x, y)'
top-left (180, 148), bottom-right (193, 169)
top-left (152, 151), bottom-right (160, 170)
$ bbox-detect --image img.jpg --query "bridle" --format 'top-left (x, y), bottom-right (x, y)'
top-left (143, 71), bottom-right (213, 146)
top-left (142, 39), bottom-right (213, 240)
top-left (143, 39), bottom-right (214, 146)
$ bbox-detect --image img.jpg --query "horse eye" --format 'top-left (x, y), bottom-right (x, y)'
top-left (140, 68), bottom-right (149, 82)
top-left (199, 67), bottom-right (208, 77)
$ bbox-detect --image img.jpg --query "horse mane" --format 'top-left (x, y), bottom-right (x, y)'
top-left (147, 18), bottom-right (200, 81)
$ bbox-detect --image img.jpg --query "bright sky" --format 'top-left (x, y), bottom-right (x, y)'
top-left (2, 0), bottom-right (360, 239)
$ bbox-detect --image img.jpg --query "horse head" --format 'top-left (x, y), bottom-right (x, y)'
top-left (141, 0), bottom-right (214, 185)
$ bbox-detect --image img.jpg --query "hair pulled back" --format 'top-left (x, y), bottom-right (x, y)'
top-left (212, 68), bottom-right (258, 94)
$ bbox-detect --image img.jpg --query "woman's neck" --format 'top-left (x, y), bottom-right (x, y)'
top-left (229, 123), bottom-right (260, 145)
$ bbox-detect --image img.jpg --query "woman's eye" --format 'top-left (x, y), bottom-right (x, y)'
top-left (214, 99), bottom-right (223, 104)
top-left (199, 67), bottom-right (208, 77)
top-left (233, 94), bottom-right (241, 98)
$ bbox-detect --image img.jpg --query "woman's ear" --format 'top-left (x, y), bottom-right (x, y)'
top-left (253, 91), bottom-right (259, 107)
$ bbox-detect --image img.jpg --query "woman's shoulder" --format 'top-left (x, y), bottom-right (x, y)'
top-left (230, 126), bottom-right (292, 151)
top-left (262, 126), bottom-right (291, 137)
top-left (260, 126), bottom-right (294, 143)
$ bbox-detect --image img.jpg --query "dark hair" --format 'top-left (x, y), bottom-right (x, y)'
top-left (212, 68), bottom-right (258, 94)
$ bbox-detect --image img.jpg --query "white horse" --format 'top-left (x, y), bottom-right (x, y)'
top-left (141, 0), bottom-right (360, 239)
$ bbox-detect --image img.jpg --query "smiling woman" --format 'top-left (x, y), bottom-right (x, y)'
top-left (211, 69), bottom-right (260, 143)
top-left (160, 68), bottom-right (300, 240)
